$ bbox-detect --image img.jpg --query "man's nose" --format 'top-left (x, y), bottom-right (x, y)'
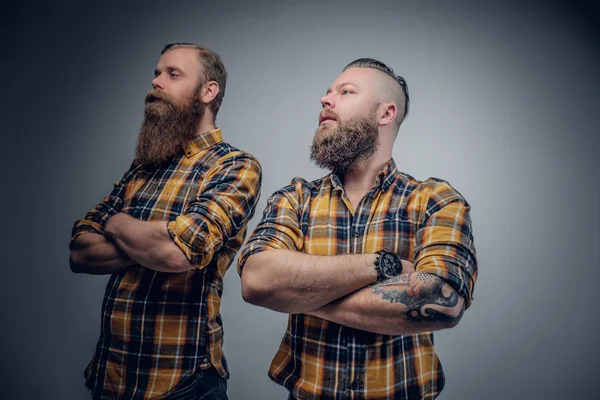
top-left (320, 93), bottom-right (335, 109)
top-left (152, 74), bottom-right (163, 90)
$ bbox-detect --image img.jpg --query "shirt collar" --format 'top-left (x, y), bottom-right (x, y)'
top-left (183, 128), bottom-right (223, 158)
top-left (376, 158), bottom-right (398, 192)
top-left (329, 158), bottom-right (398, 192)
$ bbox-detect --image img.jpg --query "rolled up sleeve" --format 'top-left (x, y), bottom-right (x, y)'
top-left (167, 152), bottom-right (262, 269)
top-left (414, 180), bottom-right (478, 309)
top-left (237, 182), bottom-right (305, 275)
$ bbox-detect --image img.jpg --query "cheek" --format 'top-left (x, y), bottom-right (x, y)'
top-left (336, 103), bottom-right (359, 121)
top-left (171, 86), bottom-right (195, 107)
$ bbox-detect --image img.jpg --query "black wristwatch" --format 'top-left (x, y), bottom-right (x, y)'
top-left (374, 250), bottom-right (403, 281)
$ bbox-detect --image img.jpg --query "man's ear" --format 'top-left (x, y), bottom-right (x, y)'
top-left (378, 102), bottom-right (398, 127)
top-left (200, 81), bottom-right (219, 104)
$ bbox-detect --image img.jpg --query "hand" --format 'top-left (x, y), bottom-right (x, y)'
top-left (104, 213), bottom-right (131, 238)
top-left (375, 252), bottom-right (415, 281)
top-left (401, 259), bottom-right (416, 274)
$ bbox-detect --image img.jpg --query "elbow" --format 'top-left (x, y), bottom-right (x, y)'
top-left (240, 253), bottom-right (299, 313)
top-left (69, 251), bottom-right (86, 274)
top-left (165, 255), bottom-right (195, 273)
top-left (157, 245), bottom-right (195, 273)
top-left (240, 282), bottom-right (256, 305)
top-left (241, 269), bottom-right (269, 306)
top-left (240, 258), bottom-right (272, 306)
top-left (439, 295), bottom-right (465, 330)
top-left (401, 293), bottom-right (465, 334)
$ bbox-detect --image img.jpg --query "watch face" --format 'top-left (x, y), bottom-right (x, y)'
top-left (381, 253), bottom-right (399, 278)
top-left (382, 254), bottom-right (396, 277)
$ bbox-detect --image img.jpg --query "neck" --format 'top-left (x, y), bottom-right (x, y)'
top-left (342, 130), bottom-right (393, 194)
top-left (195, 114), bottom-right (216, 136)
top-left (342, 152), bottom-right (390, 194)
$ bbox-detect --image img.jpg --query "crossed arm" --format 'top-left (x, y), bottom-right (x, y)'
top-left (69, 214), bottom-right (193, 274)
top-left (70, 152), bottom-right (262, 275)
top-left (241, 250), bottom-right (378, 313)
top-left (241, 250), bottom-right (464, 335)
top-left (239, 178), bottom-right (476, 336)
top-left (307, 270), bottom-right (464, 335)
top-left (69, 231), bottom-right (136, 275)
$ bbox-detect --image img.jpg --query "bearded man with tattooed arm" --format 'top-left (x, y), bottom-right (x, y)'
top-left (239, 58), bottom-right (477, 400)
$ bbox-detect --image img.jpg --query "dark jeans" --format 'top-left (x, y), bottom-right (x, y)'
top-left (165, 368), bottom-right (228, 400)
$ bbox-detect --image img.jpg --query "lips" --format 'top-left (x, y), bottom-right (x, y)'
top-left (145, 89), bottom-right (171, 104)
top-left (319, 110), bottom-right (338, 124)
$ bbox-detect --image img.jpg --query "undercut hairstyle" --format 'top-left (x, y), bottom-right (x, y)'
top-left (343, 58), bottom-right (410, 126)
top-left (161, 43), bottom-right (228, 118)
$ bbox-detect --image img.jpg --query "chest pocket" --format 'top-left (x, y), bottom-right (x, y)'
top-left (363, 201), bottom-right (415, 260)
top-left (123, 168), bottom-right (202, 222)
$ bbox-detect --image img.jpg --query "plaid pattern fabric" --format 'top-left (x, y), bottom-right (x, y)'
top-left (238, 158), bottom-right (477, 400)
top-left (71, 129), bottom-right (261, 400)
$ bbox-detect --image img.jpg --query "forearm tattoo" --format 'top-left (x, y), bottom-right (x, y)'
top-left (372, 272), bottom-right (463, 326)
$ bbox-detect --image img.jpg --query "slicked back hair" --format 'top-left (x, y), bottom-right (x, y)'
top-left (343, 58), bottom-right (409, 126)
top-left (161, 43), bottom-right (227, 119)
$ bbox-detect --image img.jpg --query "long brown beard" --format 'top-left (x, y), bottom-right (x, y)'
top-left (135, 86), bottom-right (204, 166)
top-left (310, 109), bottom-right (379, 175)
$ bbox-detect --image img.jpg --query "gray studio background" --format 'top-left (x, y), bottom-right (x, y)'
top-left (2, 0), bottom-right (598, 399)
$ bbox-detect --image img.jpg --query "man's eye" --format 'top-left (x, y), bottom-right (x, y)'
top-left (170, 72), bottom-right (180, 78)
top-left (341, 89), bottom-right (351, 95)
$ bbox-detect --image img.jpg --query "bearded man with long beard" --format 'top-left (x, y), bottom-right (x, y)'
top-left (239, 59), bottom-right (478, 400)
top-left (69, 43), bottom-right (261, 400)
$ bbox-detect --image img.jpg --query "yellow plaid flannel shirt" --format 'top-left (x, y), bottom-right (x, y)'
top-left (72, 129), bottom-right (261, 399)
top-left (239, 158), bottom-right (477, 400)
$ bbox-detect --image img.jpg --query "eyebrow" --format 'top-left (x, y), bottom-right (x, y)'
top-left (154, 66), bottom-right (184, 77)
top-left (325, 82), bottom-right (359, 95)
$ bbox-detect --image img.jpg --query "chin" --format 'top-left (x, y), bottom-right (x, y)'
top-left (145, 102), bottom-right (171, 117)
top-left (316, 123), bottom-right (335, 135)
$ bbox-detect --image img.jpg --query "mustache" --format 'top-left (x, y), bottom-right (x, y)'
top-left (319, 108), bottom-right (339, 122)
top-left (145, 89), bottom-right (173, 104)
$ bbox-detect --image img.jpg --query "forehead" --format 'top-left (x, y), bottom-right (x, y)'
top-left (330, 67), bottom-right (378, 89)
top-left (157, 47), bottom-right (201, 73)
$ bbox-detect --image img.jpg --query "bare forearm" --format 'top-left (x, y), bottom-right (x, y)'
top-left (308, 272), bottom-right (465, 335)
top-left (105, 213), bottom-right (193, 273)
top-left (70, 233), bottom-right (135, 275)
top-left (241, 250), bottom-right (378, 313)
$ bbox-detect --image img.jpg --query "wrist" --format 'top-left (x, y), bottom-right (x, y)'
top-left (105, 213), bottom-right (126, 238)
top-left (367, 253), bottom-right (379, 281)
top-left (373, 250), bottom-right (403, 281)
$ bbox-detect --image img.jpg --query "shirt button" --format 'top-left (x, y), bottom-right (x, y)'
top-left (354, 230), bottom-right (360, 237)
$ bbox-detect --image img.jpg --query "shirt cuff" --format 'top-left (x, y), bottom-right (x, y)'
top-left (416, 255), bottom-right (475, 309)
top-left (167, 215), bottom-right (209, 268)
top-left (69, 220), bottom-right (104, 250)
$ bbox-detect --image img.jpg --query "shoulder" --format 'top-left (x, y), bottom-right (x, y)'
top-left (393, 172), bottom-right (471, 213)
top-left (203, 142), bottom-right (262, 173)
top-left (265, 174), bottom-right (329, 211)
top-left (418, 177), bottom-right (469, 206)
